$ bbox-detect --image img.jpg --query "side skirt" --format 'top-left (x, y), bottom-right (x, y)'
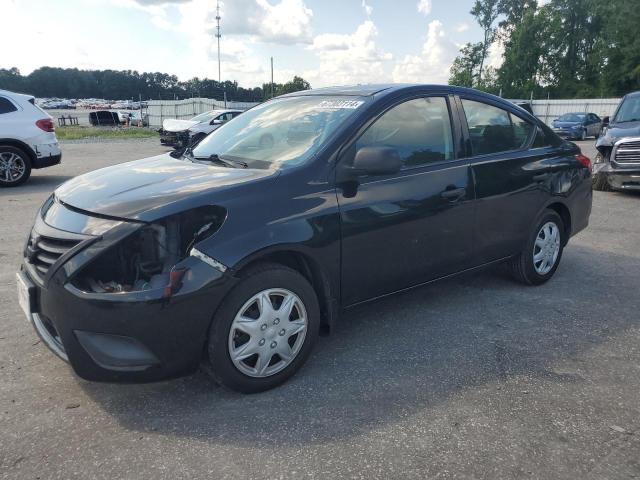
top-left (342, 255), bottom-right (513, 310)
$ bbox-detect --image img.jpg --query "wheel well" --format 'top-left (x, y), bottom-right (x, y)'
top-left (237, 251), bottom-right (336, 334)
top-left (0, 139), bottom-right (36, 164)
top-left (547, 202), bottom-right (571, 242)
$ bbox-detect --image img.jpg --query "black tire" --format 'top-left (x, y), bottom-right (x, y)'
top-left (509, 210), bottom-right (565, 285)
top-left (592, 173), bottom-right (611, 191)
top-left (207, 263), bottom-right (320, 393)
top-left (580, 129), bottom-right (587, 141)
top-left (0, 145), bottom-right (32, 187)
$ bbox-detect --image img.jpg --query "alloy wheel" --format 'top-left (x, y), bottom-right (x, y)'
top-left (533, 221), bottom-right (561, 275)
top-left (228, 288), bottom-right (308, 378)
top-left (0, 152), bottom-right (26, 183)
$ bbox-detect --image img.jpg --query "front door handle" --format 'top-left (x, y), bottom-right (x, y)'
top-left (440, 186), bottom-right (466, 201)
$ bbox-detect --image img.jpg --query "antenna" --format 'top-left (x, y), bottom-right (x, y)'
top-left (215, 0), bottom-right (221, 84)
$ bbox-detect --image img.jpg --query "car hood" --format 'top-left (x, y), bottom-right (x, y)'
top-left (55, 154), bottom-right (278, 222)
top-left (596, 120), bottom-right (640, 148)
top-left (162, 119), bottom-right (200, 132)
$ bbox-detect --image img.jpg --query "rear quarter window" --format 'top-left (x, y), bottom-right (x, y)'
top-left (461, 99), bottom-right (533, 156)
top-left (0, 97), bottom-right (18, 114)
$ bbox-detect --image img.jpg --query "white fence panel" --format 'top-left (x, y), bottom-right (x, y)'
top-left (508, 98), bottom-right (621, 126)
top-left (146, 98), bottom-right (259, 128)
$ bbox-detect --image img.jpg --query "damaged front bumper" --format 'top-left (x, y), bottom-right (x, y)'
top-left (593, 162), bottom-right (640, 191)
top-left (158, 128), bottom-right (189, 148)
top-left (19, 199), bottom-right (237, 382)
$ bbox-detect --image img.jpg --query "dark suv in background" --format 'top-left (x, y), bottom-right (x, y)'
top-left (17, 85), bottom-right (592, 393)
top-left (593, 91), bottom-right (640, 191)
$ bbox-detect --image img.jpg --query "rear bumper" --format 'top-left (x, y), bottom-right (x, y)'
top-left (33, 153), bottom-right (61, 169)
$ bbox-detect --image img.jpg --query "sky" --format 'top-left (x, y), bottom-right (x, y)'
top-left (1, 0), bottom-right (505, 89)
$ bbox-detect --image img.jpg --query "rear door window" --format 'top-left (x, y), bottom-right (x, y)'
top-left (356, 96), bottom-right (455, 168)
top-left (0, 97), bottom-right (18, 114)
top-left (461, 99), bottom-right (533, 156)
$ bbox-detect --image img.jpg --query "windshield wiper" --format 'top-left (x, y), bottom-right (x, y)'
top-left (194, 153), bottom-right (248, 169)
top-left (615, 118), bottom-right (640, 124)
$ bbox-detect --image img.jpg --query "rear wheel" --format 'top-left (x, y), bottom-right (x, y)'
top-left (207, 263), bottom-right (320, 393)
top-left (0, 146), bottom-right (31, 187)
top-left (509, 210), bottom-right (565, 285)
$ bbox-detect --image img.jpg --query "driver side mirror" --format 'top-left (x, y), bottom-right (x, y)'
top-left (602, 116), bottom-right (609, 126)
top-left (337, 146), bottom-right (402, 182)
top-left (211, 119), bottom-right (223, 125)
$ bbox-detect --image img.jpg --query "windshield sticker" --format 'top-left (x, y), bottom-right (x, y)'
top-left (316, 100), bottom-right (365, 109)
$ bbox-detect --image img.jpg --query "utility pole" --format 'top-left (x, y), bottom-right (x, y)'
top-left (215, 0), bottom-right (221, 85)
top-left (270, 56), bottom-right (274, 99)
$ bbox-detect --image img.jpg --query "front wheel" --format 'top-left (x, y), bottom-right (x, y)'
top-left (509, 210), bottom-right (565, 285)
top-left (207, 263), bottom-right (320, 393)
top-left (592, 173), bottom-right (611, 191)
top-left (580, 129), bottom-right (587, 141)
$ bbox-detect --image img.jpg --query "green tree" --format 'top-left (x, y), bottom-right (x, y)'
top-left (471, 0), bottom-right (501, 82)
top-left (449, 42), bottom-right (484, 87)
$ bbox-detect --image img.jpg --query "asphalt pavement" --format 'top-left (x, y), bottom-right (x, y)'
top-left (1, 139), bottom-right (639, 479)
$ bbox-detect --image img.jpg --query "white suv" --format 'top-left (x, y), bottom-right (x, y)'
top-left (0, 89), bottom-right (62, 187)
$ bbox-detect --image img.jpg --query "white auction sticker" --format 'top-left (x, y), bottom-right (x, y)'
top-left (316, 100), bottom-right (364, 109)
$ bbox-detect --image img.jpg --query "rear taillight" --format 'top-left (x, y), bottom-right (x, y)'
top-left (36, 118), bottom-right (55, 132)
top-left (576, 153), bottom-right (591, 171)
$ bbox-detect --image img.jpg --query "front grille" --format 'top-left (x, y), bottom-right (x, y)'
top-left (613, 140), bottom-right (640, 164)
top-left (26, 231), bottom-right (81, 278)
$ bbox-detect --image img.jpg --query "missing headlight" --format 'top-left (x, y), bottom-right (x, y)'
top-left (73, 206), bottom-right (226, 293)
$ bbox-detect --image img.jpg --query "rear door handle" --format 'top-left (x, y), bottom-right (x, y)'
top-left (440, 187), bottom-right (466, 200)
top-left (533, 172), bottom-right (551, 182)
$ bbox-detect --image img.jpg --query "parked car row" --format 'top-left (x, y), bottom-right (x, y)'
top-left (37, 98), bottom-right (147, 110)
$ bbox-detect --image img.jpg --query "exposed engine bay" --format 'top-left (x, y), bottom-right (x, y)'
top-left (73, 206), bottom-right (226, 293)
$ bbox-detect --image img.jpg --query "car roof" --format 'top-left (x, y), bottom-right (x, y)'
top-left (279, 83), bottom-right (516, 103)
top-left (0, 89), bottom-right (35, 105)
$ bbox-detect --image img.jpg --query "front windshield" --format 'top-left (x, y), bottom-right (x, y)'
top-left (557, 113), bottom-right (585, 122)
top-left (192, 95), bottom-right (367, 168)
top-left (613, 96), bottom-right (640, 123)
top-left (191, 111), bottom-right (219, 123)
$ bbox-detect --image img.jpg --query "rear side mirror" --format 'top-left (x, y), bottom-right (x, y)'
top-left (602, 116), bottom-right (609, 126)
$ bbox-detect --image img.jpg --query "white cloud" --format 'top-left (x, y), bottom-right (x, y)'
top-left (417, 0), bottom-right (431, 16)
top-left (221, 0), bottom-right (313, 44)
top-left (486, 39), bottom-right (504, 70)
top-left (455, 22), bottom-right (469, 33)
top-left (305, 20), bottom-right (392, 87)
top-left (362, 0), bottom-right (372, 17)
top-left (113, 0), bottom-right (311, 86)
top-left (392, 20), bottom-right (458, 84)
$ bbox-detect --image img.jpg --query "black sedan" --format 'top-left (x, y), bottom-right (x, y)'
top-left (17, 84), bottom-right (593, 393)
